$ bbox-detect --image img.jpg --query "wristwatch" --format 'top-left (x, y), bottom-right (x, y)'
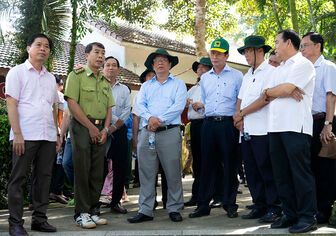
top-left (324, 121), bottom-right (332, 125)
top-left (239, 109), bottom-right (244, 117)
top-left (104, 126), bottom-right (109, 133)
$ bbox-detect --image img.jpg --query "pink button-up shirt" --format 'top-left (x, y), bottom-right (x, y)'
top-left (5, 60), bottom-right (59, 141)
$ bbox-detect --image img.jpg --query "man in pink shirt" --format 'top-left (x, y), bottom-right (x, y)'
top-left (5, 33), bottom-right (61, 236)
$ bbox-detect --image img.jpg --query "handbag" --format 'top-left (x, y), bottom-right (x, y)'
top-left (318, 133), bottom-right (336, 159)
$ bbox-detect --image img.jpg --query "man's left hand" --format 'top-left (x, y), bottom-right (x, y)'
top-left (115, 119), bottom-right (124, 129)
top-left (233, 111), bottom-right (243, 125)
top-left (98, 129), bottom-right (108, 144)
top-left (56, 136), bottom-right (62, 153)
top-left (320, 124), bottom-right (333, 144)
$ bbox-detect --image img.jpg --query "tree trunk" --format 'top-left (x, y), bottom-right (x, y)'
top-left (306, 0), bottom-right (316, 31)
top-left (270, 0), bottom-right (283, 31)
top-left (194, 0), bottom-right (207, 59)
top-left (67, 0), bottom-right (78, 76)
top-left (288, 0), bottom-right (299, 33)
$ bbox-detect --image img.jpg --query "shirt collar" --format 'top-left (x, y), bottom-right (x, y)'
top-left (24, 60), bottom-right (47, 75)
top-left (111, 80), bottom-right (120, 88)
top-left (151, 73), bottom-right (174, 84)
top-left (247, 60), bottom-right (268, 75)
top-left (85, 65), bottom-right (104, 80)
top-left (209, 64), bottom-right (231, 75)
top-left (314, 55), bottom-right (324, 68)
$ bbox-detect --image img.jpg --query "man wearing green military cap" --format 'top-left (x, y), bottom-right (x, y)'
top-left (64, 42), bottom-right (115, 229)
top-left (233, 35), bottom-right (282, 223)
top-left (184, 57), bottom-right (212, 207)
top-left (189, 38), bottom-right (243, 219)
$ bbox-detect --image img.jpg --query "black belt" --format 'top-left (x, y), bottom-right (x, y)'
top-left (313, 112), bottom-right (326, 120)
top-left (205, 116), bottom-right (232, 122)
top-left (191, 119), bottom-right (204, 123)
top-left (88, 118), bottom-right (105, 126)
top-left (155, 125), bottom-right (179, 132)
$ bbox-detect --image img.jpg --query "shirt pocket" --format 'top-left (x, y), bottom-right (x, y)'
top-left (81, 85), bottom-right (96, 102)
top-left (221, 81), bottom-right (236, 100)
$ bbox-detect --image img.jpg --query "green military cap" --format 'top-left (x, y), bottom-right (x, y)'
top-left (192, 57), bottom-right (213, 73)
top-left (144, 48), bottom-right (179, 70)
top-left (237, 35), bottom-right (272, 54)
top-left (210, 38), bottom-right (229, 53)
top-left (139, 68), bottom-right (155, 83)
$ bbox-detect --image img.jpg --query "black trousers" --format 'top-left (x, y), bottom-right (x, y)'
top-left (311, 117), bottom-right (336, 217)
top-left (190, 119), bottom-right (203, 200)
top-left (242, 135), bottom-right (280, 212)
top-left (198, 118), bottom-right (239, 210)
top-left (107, 125), bottom-right (128, 206)
top-left (8, 141), bottom-right (55, 226)
top-left (269, 132), bottom-right (317, 222)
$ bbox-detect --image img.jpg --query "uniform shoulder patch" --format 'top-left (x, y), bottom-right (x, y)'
top-left (73, 65), bottom-right (85, 74)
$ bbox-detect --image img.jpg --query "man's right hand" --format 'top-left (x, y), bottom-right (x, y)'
top-left (291, 87), bottom-right (305, 102)
top-left (88, 125), bottom-right (101, 144)
top-left (13, 133), bottom-right (25, 156)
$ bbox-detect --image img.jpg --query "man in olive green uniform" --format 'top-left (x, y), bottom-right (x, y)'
top-left (64, 42), bottom-right (115, 229)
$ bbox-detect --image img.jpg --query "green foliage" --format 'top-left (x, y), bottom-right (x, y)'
top-left (0, 103), bottom-right (11, 209)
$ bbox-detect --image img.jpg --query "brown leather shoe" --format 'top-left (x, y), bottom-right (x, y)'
top-left (31, 221), bottom-right (57, 232)
top-left (111, 203), bottom-right (127, 214)
top-left (9, 225), bottom-right (28, 236)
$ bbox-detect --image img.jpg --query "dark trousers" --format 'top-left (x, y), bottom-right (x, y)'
top-left (311, 117), bottom-right (336, 217)
top-left (107, 124), bottom-right (128, 206)
top-left (51, 163), bottom-right (65, 195)
top-left (8, 141), bottom-right (56, 226)
top-left (190, 119), bottom-right (203, 200)
top-left (242, 135), bottom-right (280, 212)
top-left (269, 132), bottom-right (317, 222)
top-left (70, 119), bottom-right (106, 216)
top-left (198, 118), bottom-right (239, 210)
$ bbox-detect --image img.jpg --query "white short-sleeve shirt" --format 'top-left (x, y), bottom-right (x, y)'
top-left (312, 55), bottom-right (336, 114)
top-left (187, 83), bottom-right (204, 120)
top-left (268, 52), bottom-right (315, 135)
top-left (238, 61), bottom-right (275, 135)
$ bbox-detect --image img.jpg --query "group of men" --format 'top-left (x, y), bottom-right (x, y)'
top-left (4, 28), bottom-right (336, 236)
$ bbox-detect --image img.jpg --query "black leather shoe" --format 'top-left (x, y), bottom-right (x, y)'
top-left (242, 208), bottom-right (266, 219)
top-left (246, 204), bottom-right (255, 209)
top-left (184, 198), bottom-right (197, 207)
top-left (227, 208), bottom-right (238, 218)
top-left (189, 206), bottom-right (211, 218)
top-left (210, 200), bottom-right (222, 208)
top-left (258, 211), bottom-right (281, 223)
top-left (289, 221), bottom-right (317, 233)
top-left (9, 225), bottom-right (28, 236)
top-left (111, 203), bottom-right (127, 214)
top-left (169, 212), bottom-right (183, 222)
top-left (271, 215), bottom-right (296, 229)
top-left (127, 213), bottom-right (153, 223)
top-left (31, 221), bottom-right (57, 232)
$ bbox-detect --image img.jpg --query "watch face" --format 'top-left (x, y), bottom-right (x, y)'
top-left (325, 121), bottom-right (330, 125)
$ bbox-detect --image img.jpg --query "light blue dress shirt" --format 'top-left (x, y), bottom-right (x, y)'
top-left (137, 74), bottom-right (187, 129)
top-left (201, 64), bottom-right (243, 116)
top-left (312, 55), bottom-right (336, 114)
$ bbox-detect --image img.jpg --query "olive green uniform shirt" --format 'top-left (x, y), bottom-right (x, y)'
top-left (64, 65), bottom-right (115, 119)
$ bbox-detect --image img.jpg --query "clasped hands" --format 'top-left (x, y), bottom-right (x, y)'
top-left (147, 116), bottom-right (163, 132)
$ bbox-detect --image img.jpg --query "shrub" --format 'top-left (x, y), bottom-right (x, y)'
top-left (0, 102), bottom-right (11, 209)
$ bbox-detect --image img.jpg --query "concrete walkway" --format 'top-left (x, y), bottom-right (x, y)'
top-left (1, 176), bottom-right (335, 235)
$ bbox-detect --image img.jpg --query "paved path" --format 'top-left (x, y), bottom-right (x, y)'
top-left (1, 176), bottom-right (336, 235)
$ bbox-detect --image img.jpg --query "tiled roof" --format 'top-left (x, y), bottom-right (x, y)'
top-left (93, 20), bottom-right (196, 55)
top-left (0, 42), bottom-right (140, 85)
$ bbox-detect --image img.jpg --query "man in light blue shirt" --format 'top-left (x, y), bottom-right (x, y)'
top-left (128, 48), bottom-right (187, 223)
top-left (189, 38), bottom-right (243, 219)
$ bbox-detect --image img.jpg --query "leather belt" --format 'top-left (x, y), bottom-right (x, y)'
top-left (155, 125), bottom-right (179, 132)
top-left (313, 112), bottom-right (326, 120)
top-left (205, 116), bottom-right (233, 122)
top-left (88, 118), bottom-right (105, 125)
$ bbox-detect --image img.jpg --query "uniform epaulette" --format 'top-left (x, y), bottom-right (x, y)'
top-left (103, 76), bottom-right (111, 83)
top-left (73, 65), bottom-right (85, 74)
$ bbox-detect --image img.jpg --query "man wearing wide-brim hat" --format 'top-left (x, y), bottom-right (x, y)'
top-left (233, 35), bottom-right (282, 223)
top-left (189, 38), bottom-right (243, 219)
top-left (128, 48), bottom-right (187, 223)
top-left (184, 57), bottom-right (212, 207)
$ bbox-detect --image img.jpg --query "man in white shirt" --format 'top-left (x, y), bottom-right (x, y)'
top-left (234, 35), bottom-right (281, 223)
top-left (264, 29), bottom-right (317, 233)
top-left (184, 57), bottom-right (212, 207)
top-left (301, 32), bottom-right (336, 224)
top-left (103, 56), bottom-right (131, 214)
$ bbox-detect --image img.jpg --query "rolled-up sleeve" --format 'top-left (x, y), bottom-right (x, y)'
top-left (64, 72), bottom-right (79, 102)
